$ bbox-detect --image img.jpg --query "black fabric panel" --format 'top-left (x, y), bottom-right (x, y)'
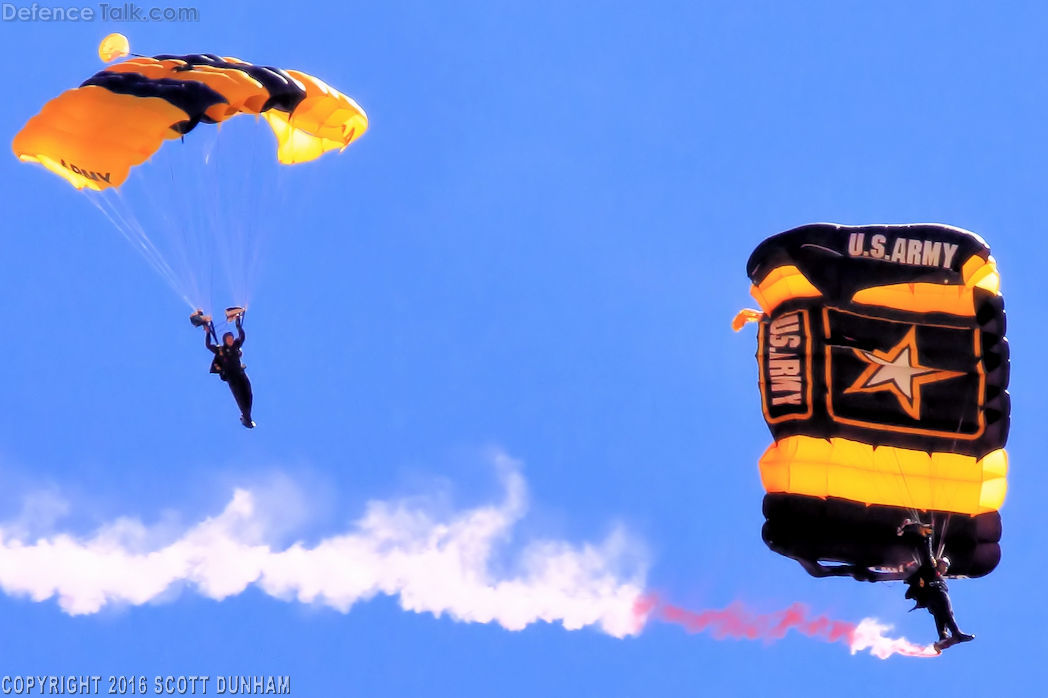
top-left (746, 223), bottom-right (991, 298)
top-left (80, 71), bottom-right (228, 135)
top-left (762, 493), bottom-right (1001, 579)
top-left (757, 294), bottom-right (1008, 457)
top-left (153, 53), bottom-right (306, 113)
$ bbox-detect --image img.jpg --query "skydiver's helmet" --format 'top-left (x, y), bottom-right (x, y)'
top-left (223, 331), bottom-right (235, 346)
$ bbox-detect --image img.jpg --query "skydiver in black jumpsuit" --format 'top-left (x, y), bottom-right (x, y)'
top-left (204, 313), bottom-right (255, 428)
top-left (897, 521), bottom-right (974, 649)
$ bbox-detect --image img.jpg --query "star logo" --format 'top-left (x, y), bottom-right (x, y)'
top-left (844, 327), bottom-right (963, 420)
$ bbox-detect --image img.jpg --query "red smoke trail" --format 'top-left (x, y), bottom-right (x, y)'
top-left (634, 595), bottom-right (939, 659)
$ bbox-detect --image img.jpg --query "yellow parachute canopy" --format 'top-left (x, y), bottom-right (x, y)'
top-left (13, 50), bottom-right (368, 190)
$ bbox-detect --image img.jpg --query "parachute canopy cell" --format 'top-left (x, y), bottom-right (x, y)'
top-left (740, 223), bottom-right (1009, 580)
top-left (12, 52), bottom-right (368, 190)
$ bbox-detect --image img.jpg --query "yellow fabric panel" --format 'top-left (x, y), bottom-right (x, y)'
top-left (12, 86), bottom-right (190, 190)
top-left (850, 253), bottom-right (1002, 316)
top-left (758, 435), bottom-right (1007, 515)
top-left (759, 454), bottom-right (790, 492)
top-left (981, 477), bottom-right (1008, 512)
top-left (264, 70), bottom-right (368, 164)
top-left (962, 255), bottom-right (1001, 294)
top-left (851, 283), bottom-right (976, 316)
top-left (749, 266), bottom-right (822, 314)
top-left (981, 449), bottom-right (1009, 478)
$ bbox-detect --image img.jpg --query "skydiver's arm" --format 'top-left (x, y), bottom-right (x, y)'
top-left (235, 323), bottom-right (245, 347)
top-left (915, 532), bottom-right (935, 570)
top-left (206, 326), bottom-right (218, 352)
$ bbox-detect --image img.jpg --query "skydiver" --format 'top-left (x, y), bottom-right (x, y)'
top-left (795, 521), bottom-right (975, 652)
top-left (897, 520), bottom-right (974, 651)
top-left (202, 309), bottom-right (255, 428)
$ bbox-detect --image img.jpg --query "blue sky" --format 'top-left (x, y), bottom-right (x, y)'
top-left (1, 1), bottom-right (1045, 695)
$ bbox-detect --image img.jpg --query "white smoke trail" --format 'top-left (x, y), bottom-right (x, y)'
top-left (0, 455), bottom-right (647, 638)
top-left (0, 459), bottom-right (947, 657)
top-left (850, 618), bottom-right (940, 659)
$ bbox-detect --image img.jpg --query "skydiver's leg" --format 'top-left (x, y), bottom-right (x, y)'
top-left (927, 593), bottom-right (958, 639)
top-left (228, 378), bottom-right (247, 416)
top-left (932, 610), bottom-right (948, 641)
top-left (228, 375), bottom-right (253, 423)
top-left (241, 374), bottom-right (253, 418)
top-left (936, 592), bottom-right (961, 637)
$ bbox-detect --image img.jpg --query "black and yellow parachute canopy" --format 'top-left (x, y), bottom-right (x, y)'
top-left (12, 43), bottom-right (368, 191)
top-left (737, 223), bottom-right (1009, 579)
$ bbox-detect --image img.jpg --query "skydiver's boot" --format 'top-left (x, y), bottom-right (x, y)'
top-left (240, 414), bottom-right (255, 429)
top-left (955, 633), bottom-right (975, 643)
